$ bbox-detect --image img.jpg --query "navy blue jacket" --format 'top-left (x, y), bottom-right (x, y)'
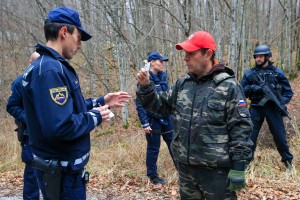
top-left (241, 62), bottom-right (293, 105)
top-left (22, 44), bottom-right (104, 170)
top-left (135, 71), bottom-right (171, 128)
top-left (7, 75), bottom-right (28, 135)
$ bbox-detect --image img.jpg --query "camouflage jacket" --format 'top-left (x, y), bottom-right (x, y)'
top-left (136, 64), bottom-right (253, 169)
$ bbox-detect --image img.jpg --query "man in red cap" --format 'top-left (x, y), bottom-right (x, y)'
top-left (136, 31), bottom-right (253, 199)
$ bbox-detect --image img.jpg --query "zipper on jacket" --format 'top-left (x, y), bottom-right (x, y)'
top-left (187, 82), bottom-right (198, 164)
top-left (200, 96), bottom-right (206, 116)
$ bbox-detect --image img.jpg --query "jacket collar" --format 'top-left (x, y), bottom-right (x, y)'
top-left (187, 63), bottom-right (233, 81)
top-left (35, 43), bottom-right (73, 69)
top-left (149, 70), bottom-right (165, 80)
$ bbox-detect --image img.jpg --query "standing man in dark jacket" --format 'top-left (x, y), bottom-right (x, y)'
top-left (7, 52), bottom-right (40, 200)
top-left (136, 52), bottom-right (175, 185)
top-left (241, 45), bottom-right (293, 169)
top-left (22, 6), bottom-right (130, 199)
top-left (136, 31), bottom-right (253, 200)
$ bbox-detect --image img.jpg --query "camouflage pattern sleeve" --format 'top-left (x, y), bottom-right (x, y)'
top-left (225, 81), bottom-right (253, 165)
top-left (136, 80), bottom-right (179, 116)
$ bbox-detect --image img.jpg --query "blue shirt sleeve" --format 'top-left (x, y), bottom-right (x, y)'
top-left (6, 76), bottom-right (27, 124)
top-left (85, 96), bottom-right (105, 110)
top-left (276, 69), bottom-right (294, 104)
top-left (135, 97), bottom-right (150, 128)
top-left (240, 71), bottom-right (252, 98)
top-left (85, 98), bottom-right (93, 110)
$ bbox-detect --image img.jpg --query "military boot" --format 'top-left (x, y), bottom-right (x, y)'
top-left (149, 175), bottom-right (166, 185)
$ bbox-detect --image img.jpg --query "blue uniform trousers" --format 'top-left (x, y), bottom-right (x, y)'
top-left (250, 105), bottom-right (293, 162)
top-left (21, 136), bottom-right (40, 200)
top-left (145, 119), bottom-right (174, 177)
top-left (36, 167), bottom-right (86, 200)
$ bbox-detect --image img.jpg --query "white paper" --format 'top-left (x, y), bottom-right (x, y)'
top-left (144, 62), bottom-right (150, 71)
top-left (108, 110), bottom-right (115, 119)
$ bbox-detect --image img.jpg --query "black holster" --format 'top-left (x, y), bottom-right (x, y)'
top-left (14, 119), bottom-right (25, 144)
top-left (32, 156), bottom-right (62, 200)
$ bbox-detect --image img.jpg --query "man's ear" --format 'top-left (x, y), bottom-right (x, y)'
top-left (60, 26), bottom-right (68, 39)
top-left (206, 50), bottom-right (213, 60)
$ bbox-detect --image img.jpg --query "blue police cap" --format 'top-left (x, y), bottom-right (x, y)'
top-left (47, 6), bottom-right (92, 41)
top-left (147, 52), bottom-right (169, 62)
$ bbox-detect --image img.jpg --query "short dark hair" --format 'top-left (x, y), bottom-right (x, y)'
top-left (44, 20), bottom-right (76, 41)
top-left (200, 48), bottom-right (215, 63)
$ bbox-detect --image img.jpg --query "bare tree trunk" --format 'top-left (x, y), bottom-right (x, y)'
top-left (241, 0), bottom-right (247, 77)
top-left (296, 0), bottom-right (300, 69)
top-left (178, 0), bottom-right (192, 36)
top-left (229, 0), bottom-right (238, 76)
top-left (141, 0), bottom-right (153, 55)
top-left (214, 0), bottom-right (223, 62)
top-left (254, 0), bottom-right (260, 41)
top-left (287, 0), bottom-right (293, 73)
top-left (116, 38), bottom-right (129, 126)
top-left (264, 0), bottom-right (272, 44)
top-left (279, 0), bottom-right (287, 70)
top-left (111, 0), bottom-right (129, 126)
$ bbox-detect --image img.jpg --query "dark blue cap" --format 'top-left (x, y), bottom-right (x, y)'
top-left (47, 6), bottom-right (92, 41)
top-left (147, 52), bottom-right (169, 62)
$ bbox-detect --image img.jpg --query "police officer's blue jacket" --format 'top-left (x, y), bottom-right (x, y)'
top-left (22, 44), bottom-right (104, 170)
top-left (136, 71), bottom-right (171, 128)
top-left (241, 62), bottom-right (293, 105)
top-left (7, 75), bottom-right (28, 135)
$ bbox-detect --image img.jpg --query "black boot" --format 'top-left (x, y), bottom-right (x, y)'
top-left (149, 175), bottom-right (166, 185)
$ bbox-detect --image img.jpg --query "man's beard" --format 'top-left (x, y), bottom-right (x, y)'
top-left (256, 59), bottom-right (268, 67)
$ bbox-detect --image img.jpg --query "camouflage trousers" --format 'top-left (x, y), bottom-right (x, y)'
top-left (178, 162), bottom-right (237, 200)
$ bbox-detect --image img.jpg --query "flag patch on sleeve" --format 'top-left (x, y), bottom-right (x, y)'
top-left (50, 87), bottom-right (68, 105)
top-left (238, 100), bottom-right (247, 107)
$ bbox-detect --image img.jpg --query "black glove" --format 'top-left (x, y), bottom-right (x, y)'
top-left (251, 85), bottom-right (263, 93)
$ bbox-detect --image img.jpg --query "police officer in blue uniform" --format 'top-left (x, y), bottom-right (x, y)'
top-left (241, 45), bottom-right (293, 168)
top-left (6, 52), bottom-right (40, 200)
top-left (22, 6), bottom-right (130, 200)
top-left (135, 52), bottom-right (175, 185)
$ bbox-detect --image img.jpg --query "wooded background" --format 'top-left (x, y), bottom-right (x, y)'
top-left (0, 0), bottom-right (299, 125)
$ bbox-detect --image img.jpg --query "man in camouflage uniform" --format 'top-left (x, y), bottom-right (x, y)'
top-left (136, 31), bottom-right (253, 200)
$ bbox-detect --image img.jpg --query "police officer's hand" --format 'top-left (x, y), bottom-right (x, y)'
top-left (137, 68), bottom-right (150, 86)
top-left (104, 92), bottom-right (130, 107)
top-left (227, 169), bottom-right (246, 191)
top-left (93, 105), bottom-right (111, 122)
top-left (143, 126), bottom-right (152, 134)
top-left (251, 85), bottom-right (263, 93)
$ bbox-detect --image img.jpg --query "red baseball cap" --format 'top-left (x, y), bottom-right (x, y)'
top-left (176, 31), bottom-right (216, 52)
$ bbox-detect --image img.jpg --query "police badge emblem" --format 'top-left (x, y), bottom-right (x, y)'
top-left (50, 87), bottom-right (68, 105)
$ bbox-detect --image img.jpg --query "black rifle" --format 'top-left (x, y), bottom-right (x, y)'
top-left (255, 73), bottom-right (291, 120)
top-left (32, 156), bottom-right (62, 200)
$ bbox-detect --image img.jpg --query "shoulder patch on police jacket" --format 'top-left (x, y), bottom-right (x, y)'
top-left (49, 87), bottom-right (68, 105)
